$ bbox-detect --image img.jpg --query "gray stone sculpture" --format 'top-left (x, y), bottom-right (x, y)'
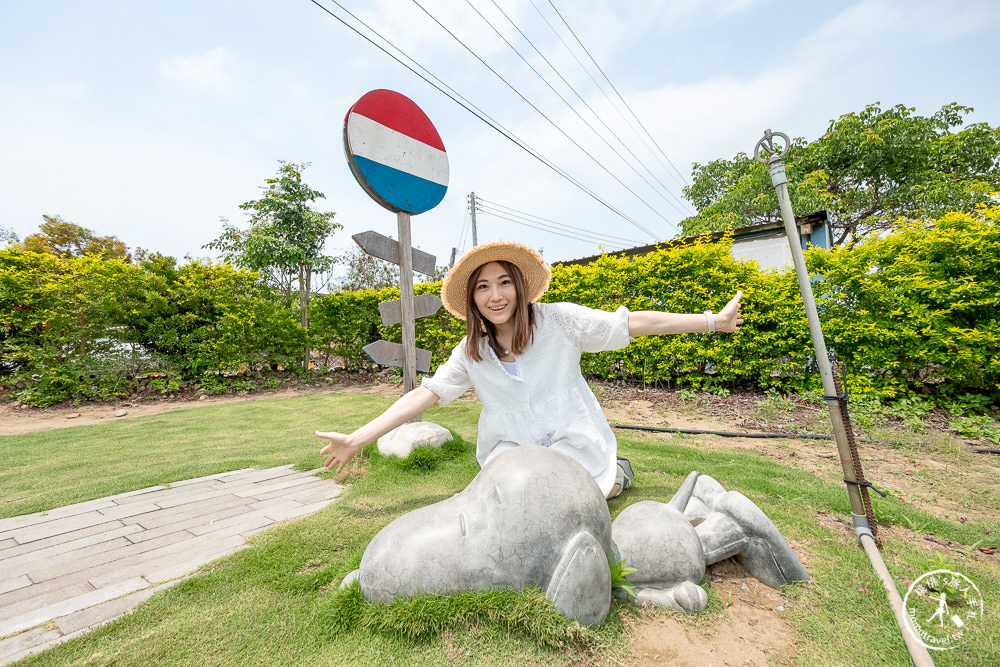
top-left (342, 448), bottom-right (809, 624)
top-left (612, 470), bottom-right (810, 612)
top-left (342, 446), bottom-right (614, 625)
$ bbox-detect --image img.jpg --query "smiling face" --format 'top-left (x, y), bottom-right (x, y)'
top-left (472, 261), bottom-right (518, 330)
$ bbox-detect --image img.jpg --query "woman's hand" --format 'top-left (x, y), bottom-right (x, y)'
top-left (714, 290), bottom-right (744, 333)
top-left (316, 431), bottom-right (364, 474)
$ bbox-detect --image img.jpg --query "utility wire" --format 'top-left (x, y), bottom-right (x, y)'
top-left (540, 0), bottom-right (691, 189)
top-left (411, 0), bottom-right (670, 238)
top-left (468, 0), bottom-right (688, 217)
top-left (481, 210), bottom-right (629, 249)
top-left (481, 208), bottom-right (631, 248)
top-left (308, 0), bottom-right (657, 240)
top-left (478, 197), bottom-right (643, 246)
top-left (528, 0), bottom-right (677, 190)
top-left (456, 209), bottom-right (471, 255)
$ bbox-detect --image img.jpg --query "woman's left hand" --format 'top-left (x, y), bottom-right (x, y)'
top-left (715, 290), bottom-right (744, 333)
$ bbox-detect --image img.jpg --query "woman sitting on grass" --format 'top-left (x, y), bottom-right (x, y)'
top-left (317, 241), bottom-right (743, 498)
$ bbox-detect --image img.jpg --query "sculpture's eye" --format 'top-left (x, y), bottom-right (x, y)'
top-left (459, 512), bottom-right (467, 536)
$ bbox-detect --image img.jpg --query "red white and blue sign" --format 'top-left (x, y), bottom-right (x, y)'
top-left (344, 89), bottom-right (449, 215)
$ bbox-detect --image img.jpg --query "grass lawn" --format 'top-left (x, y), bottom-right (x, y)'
top-left (2, 390), bottom-right (998, 666)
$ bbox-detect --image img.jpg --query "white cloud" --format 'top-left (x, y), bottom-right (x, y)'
top-left (158, 46), bottom-right (242, 93)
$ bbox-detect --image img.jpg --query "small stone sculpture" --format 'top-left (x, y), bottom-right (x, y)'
top-left (612, 470), bottom-right (810, 612)
top-left (342, 446), bottom-right (614, 625)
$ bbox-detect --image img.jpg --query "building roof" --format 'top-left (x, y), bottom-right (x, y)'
top-left (555, 211), bottom-right (828, 267)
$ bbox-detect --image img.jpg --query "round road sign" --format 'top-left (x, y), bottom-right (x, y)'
top-left (344, 89), bottom-right (449, 214)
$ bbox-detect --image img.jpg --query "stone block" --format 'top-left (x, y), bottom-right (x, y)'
top-left (376, 421), bottom-right (452, 458)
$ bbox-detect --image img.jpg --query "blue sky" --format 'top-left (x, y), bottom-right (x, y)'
top-left (2, 0), bottom-right (998, 278)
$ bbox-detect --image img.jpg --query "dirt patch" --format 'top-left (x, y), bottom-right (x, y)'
top-left (0, 373), bottom-right (406, 436)
top-left (598, 383), bottom-right (1000, 527)
top-left (628, 562), bottom-right (798, 666)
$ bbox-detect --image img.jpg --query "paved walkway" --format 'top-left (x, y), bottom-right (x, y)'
top-left (0, 465), bottom-right (343, 665)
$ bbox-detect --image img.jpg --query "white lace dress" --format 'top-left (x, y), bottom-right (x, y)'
top-left (421, 301), bottom-right (632, 497)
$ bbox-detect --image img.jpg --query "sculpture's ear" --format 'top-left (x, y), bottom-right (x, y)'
top-left (666, 470), bottom-right (699, 512)
top-left (545, 532), bottom-right (611, 626)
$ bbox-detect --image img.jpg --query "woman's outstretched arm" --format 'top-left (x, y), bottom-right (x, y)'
top-left (627, 290), bottom-right (743, 337)
top-left (316, 385), bottom-right (441, 473)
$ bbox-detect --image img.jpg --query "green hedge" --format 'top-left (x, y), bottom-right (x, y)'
top-left (0, 251), bottom-right (305, 405)
top-left (2, 206), bottom-right (998, 407)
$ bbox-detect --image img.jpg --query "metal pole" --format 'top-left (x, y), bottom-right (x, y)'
top-left (755, 130), bottom-right (934, 667)
top-left (396, 210), bottom-right (418, 395)
top-left (755, 130), bottom-right (866, 519)
top-left (469, 191), bottom-right (478, 247)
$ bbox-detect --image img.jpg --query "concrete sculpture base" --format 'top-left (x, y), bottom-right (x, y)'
top-left (612, 471), bottom-right (810, 612)
top-left (342, 447), bottom-right (614, 625)
top-left (376, 421), bottom-right (453, 458)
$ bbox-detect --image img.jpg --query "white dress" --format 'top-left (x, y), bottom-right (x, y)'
top-left (421, 302), bottom-right (632, 497)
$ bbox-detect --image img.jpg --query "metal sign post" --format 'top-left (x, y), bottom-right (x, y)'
top-left (754, 130), bottom-right (934, 667)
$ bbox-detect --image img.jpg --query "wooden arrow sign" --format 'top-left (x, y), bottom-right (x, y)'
top-left (352, 231), bottom-right (436, 276)
top-left (379, 293), bottom-right (441, 326)
top-left (363, 340), bottom-right (432, 373)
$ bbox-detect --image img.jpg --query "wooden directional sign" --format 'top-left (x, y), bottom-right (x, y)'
top-left (363, 340), bottom-right (432, 374)
top-left (344, 89), bottom-right (449, 215)
top-left (352, 231), bottom-right (436, 276)
top-left (379, 293), bottom-right (441, 326)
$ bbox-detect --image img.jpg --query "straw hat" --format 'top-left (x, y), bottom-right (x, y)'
top-left (441, 241), bottom-right (551, 320)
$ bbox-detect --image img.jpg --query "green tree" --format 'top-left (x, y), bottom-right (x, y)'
top-left (204, 161), bottom-right (341, 369)
top-left (21, 215), bottom-right (130, 260)
top-left (682, 103), bottom-right (1000, 246)
top-left (337, 246), bottom-right (400, 291)
top-left (0, 225), bottom-right (17, 244)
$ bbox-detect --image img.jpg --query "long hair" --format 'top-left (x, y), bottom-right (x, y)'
top-left (464, 260), bottom-right (536, 363)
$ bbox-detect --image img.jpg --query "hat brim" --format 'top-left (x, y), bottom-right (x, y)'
top-left (441, 241), bottom-right (551, 320)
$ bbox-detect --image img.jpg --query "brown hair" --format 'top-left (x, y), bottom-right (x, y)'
top-left (464, 260), bottom-right (537, 363)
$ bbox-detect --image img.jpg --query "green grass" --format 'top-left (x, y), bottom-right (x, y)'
top-left (0, 393), bottom-right (481, 518)
top-left (3, 392), bottom-right (999, 666)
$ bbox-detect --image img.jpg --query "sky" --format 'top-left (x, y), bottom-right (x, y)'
top-left (2, 0), bottom-right (998, 282)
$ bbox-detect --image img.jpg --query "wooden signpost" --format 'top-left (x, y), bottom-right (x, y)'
top-left (344, 89), bottom-right (448, 394)
top-left (351, 231), bottom-right (437, 277)
top-left (378, 293), bottom-right (443, 327)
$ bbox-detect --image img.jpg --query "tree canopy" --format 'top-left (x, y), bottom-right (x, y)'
top-left (204, 161), bottom-right (341, 368)
top-left (337, 246), bottom-right (400, 292)
top-left (20, 215), bottom-right (130, 260)
top-left (205, 161), bottom-right (340, 295)
top-left (681, 102), bottom-right (1000, 246)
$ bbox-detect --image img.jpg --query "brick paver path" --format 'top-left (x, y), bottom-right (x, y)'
top-left (0, 465), bottom-right (343, 665)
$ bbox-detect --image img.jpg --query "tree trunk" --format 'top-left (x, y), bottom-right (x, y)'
top-left (300, 263), bottom-right (311, 371)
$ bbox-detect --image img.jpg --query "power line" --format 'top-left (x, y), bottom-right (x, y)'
top-left (481, 210), bottom-right (629, 249)
top-left (411, 0), bottom-right (671, 238)
top-left (536, 0), bottom-right (691, 190)
top-left (308, 0), bottom-right (659, 240)
top-left (478, 197), bottom-right (643, 246)
top-left (466, 0), bottom-right (688, 218)
top-left (456, 209), bottom-right (471, 255)
top-left (480, 0), bottom-right (690, 216)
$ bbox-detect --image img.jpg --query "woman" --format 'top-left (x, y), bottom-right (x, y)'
top-left (317, 241), bottom-right (743, 498)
